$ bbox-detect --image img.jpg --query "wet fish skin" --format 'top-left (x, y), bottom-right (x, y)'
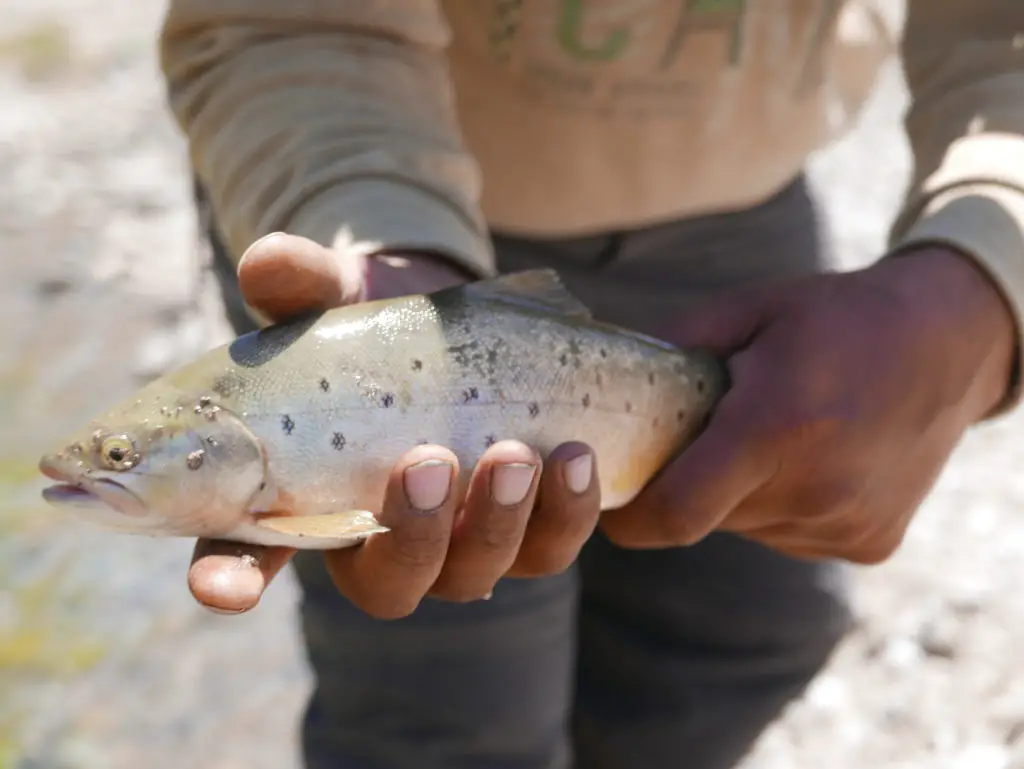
top-left (38, 270), bottom-right (727, 549)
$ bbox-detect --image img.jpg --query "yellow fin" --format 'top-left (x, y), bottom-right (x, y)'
top-left (460, 269), bottom-right (592, 319)
top-left (254, 511), bottom-right (389, 541)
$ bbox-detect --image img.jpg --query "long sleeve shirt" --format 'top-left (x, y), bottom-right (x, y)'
top-left (160, 0), bottom-right (1024, 408)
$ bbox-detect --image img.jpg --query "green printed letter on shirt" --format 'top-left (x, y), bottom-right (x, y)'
top-left (558, 0), bottom-right (631, 61)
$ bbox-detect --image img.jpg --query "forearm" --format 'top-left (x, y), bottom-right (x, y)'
top-left (888, 0), bottom-right (1024, 415)
top-left (160, 0), bottom-right (496, 279)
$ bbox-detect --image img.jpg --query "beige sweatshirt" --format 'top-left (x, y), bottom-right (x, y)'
top-left (160, 1), bottom-right (1024, 406)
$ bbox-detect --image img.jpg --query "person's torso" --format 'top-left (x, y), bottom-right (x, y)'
top-left (442, 0), bottom-right (894, 235)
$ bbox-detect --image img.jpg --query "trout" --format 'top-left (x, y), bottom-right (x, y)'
top-left (39, 270), bottom-right (726, 549)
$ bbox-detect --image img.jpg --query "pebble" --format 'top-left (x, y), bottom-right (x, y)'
top-left (917, 615), bottom-right (962, 660)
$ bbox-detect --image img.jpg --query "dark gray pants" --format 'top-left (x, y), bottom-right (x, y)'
top-left (198, 176), bottom-right (853, 769)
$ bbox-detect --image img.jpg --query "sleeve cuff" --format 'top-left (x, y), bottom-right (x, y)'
top-left (284, 179), bottom-right (497, 281)
top-left (891, 180), bottom-right (1024, 417)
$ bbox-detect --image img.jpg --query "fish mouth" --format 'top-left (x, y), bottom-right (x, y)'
top-left (39, 456), bottom-right (147, 518)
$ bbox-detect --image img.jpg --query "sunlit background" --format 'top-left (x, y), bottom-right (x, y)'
top-left (1, 2), bottom-right (1023, 768)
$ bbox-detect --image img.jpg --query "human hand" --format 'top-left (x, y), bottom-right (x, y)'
top-left (600, 247), bottom-right (1017, 563)
top-left (189, 233), bottom-right (601, 616)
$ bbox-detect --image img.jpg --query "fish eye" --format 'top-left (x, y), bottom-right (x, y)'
top-left (98, 434), bottom-right (139, 471)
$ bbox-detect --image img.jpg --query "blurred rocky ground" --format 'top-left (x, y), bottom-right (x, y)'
top-left (1, 2), bottom-right (1022, 768)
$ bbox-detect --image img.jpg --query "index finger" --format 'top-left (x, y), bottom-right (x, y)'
top-left (323, 445), bottom-right (462, 619)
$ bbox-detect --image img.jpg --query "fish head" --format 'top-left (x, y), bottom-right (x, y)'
top-left (38, 386), bottom-right (267, 540)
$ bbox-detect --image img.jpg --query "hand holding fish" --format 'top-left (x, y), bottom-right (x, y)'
top-left (600, 247), bottom-right (1017, 563)
top-left (188, 234), bottom-right (605, 616)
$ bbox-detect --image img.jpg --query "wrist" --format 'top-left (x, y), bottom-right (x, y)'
top-left (881, 245), bottom-right (1019, 419)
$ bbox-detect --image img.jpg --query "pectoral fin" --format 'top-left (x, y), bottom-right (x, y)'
top-left (228, 511), bottom-right (389, 550)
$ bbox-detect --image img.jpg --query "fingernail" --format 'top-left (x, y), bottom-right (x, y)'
top-left (404, 459), bottom-right (453, 511)
top-left (491, 463), bottom-right (537, 506)
top-left (563, 453), bottom-right (593, 495)
top-left (191, 555), bottom-right (265, 613)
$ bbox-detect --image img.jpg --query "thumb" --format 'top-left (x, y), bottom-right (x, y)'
top-left (237, 232), bottom-right (364, 323)
top-left (665, 284), bottom-right (786, 355)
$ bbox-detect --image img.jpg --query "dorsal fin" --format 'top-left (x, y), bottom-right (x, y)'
top-left (461, 269), bottom-right (592, 319)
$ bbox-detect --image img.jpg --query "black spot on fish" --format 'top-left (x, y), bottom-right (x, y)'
top-left (677, 410), bottom-right (686, 422)
top-left (625, 402), bottom-right (633, 413)
top-left (485, 435), bottom-right (497, 447)
top-left (331, 432), bottom-right (346, 451)
top-left (696, 378), bottom-right (706, 394)
top-left (281, 415), bottom-right (295, 435)
top-left (186, 450), bottom-right (204, 470)
top-left (381, 393), bottom-right (395, 408)
top-left (600, 348), bottom-right (608, 359)
top-left (319, 378), bottom-right (330, 392)
top-left (198, 396), bottom-right (212, 408)
top-left (206, 436), bottom-right (219, 447)
top-left (528, 402), bottom-right (540, 418)
top-left (447, 342), bottom-right (478, 367)
top-left (559, 352), bottom-right (569, 367)
top-left (417, 439), bottom-right (429, 446)
top-left (229, 312), bottom-right (321, 368)
top-left (648, 372), bottom-right (656, 386)
top-left (212, 372), bottom-right (246, 398)
top-left (462, 387), bottom-right (479, 403)
top-left (259, 481), bottom-right (267, 491)
top-left (582, 393), bottom-right (591, 408)
top-left (412, 359), bottom-right (423, 371)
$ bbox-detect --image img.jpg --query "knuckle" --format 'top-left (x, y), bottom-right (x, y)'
top-left (655, 507), bottom-right (706, 546)
top-left (814, 518), bottom-right (867, 556)
top-left (602, 486), bottom-right (709, 548)
top-left (752, 400), bottom-right (848, 460)
top-left (847, 544), bottom-right (893, 566)
top-left (813, 509), bottom-right (904, 564)
top-left (800, 479), bottom-right (862, 520)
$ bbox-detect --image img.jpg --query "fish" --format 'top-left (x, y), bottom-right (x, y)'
top-left (38, 269), bottom-right (727, 549)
